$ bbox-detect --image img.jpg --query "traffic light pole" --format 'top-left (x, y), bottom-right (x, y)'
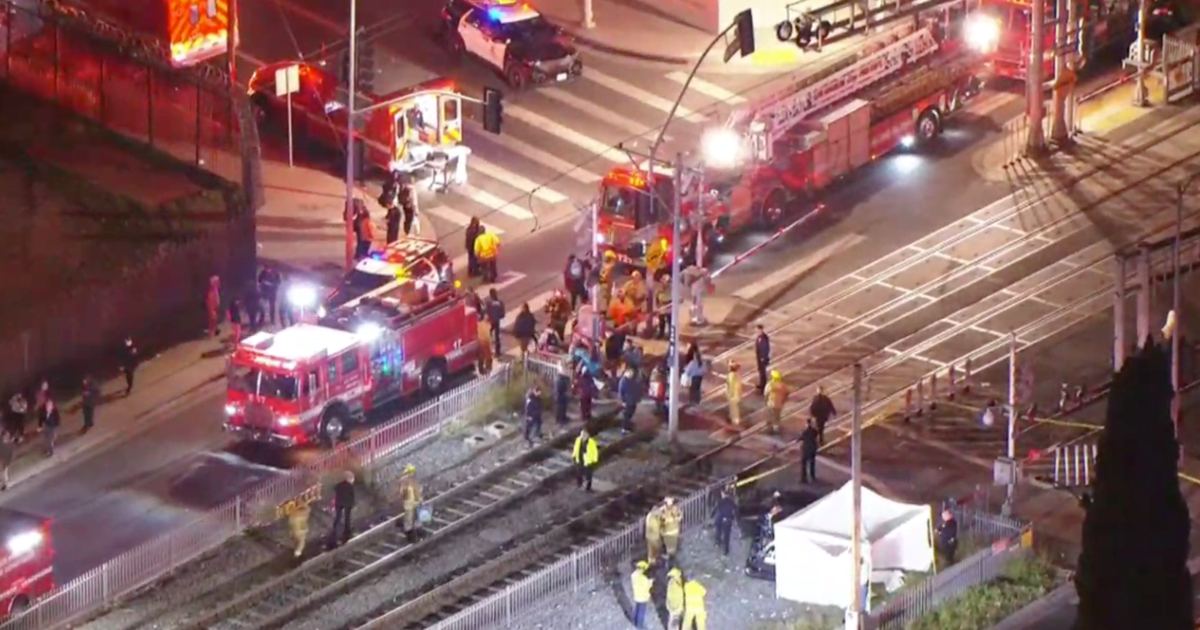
top-left (1134, 0), bottom-right (1150, 105)
top-left (344, 0), bottom-right (358, 272)
top-left (1026, 0), bottom-right (1047, 153)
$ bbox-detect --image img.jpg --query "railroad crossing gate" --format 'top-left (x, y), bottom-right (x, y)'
top-left (1162, 24), bottom-right (1200, 103)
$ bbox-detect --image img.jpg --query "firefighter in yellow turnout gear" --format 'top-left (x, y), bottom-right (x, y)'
top-left (660, 496), bottom-right (683, 558)
top-left (683, 578), bottom-right (707, 630)
top-left (644, 504), bottom-right (664, 564)
top-left (666, 567), bottom-right (685, 630)
top-left (398, 464), bottom-right (423, 539)
top-left (726, 361), bottom-right (742, 426)
top-left (288, 502), bottom-right (310, 558)
top-left (598, 250), bottom-right (618, 309)
top-left (764, 370), bottom-right (790, 434)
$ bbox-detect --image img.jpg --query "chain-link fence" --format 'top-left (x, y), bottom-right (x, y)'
top-left (0, 0), bottom-right (262, 207)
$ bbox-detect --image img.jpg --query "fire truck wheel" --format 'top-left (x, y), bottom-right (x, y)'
top-left (423, 360), bottom-right (449, 395)
top-left (759, 188), bottom-right (789, 228)
top-left (8, 595), bottom-right (29, 616)
top-left (916, 109), bottom-right (941, 143)
top-left (320, 408), bottom-right (349, 446)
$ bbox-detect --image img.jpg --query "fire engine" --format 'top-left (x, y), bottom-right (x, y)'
top-left (970, 0), bottom-right (1138, 80)
top-left (0, 508), bottom-right (54, 617)
top-left (594, 20), bottom-right (985, 268)
top-left (224, 277), bottom-right (478, 447)
top-left (247, 63), bottom-right (468, 180)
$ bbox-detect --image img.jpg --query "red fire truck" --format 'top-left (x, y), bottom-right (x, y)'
top-left (223, 278), bottom-right (478, 447)
top-left (247, 63), bottom-right (467, 179)
top-left (0, 508), bottom-right (54, 617)
top-left (593, 22), bottom-right (984, 268)
top-left (972, 0), bottom-right (1138, 80)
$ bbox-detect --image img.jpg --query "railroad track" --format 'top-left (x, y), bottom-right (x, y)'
top-left (704, 109), bottom-right (1200, 406)
top-left (181, 416), bottom-right (651, 630)
top-left (341, 436), bottom-right (803, 630)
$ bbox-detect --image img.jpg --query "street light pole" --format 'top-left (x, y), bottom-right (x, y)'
top-left (1026, 0), bottom-right (1047, 152)
top-left (344, 0), bottom-right (358, 272)
top-left (846, 363), bottom-right (865, 630)
top-left (1134, 0), bottom-right (1150, 105)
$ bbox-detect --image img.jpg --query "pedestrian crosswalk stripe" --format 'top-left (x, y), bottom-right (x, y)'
top-left (537, 88), bottom-right (658, 137)
top-left (458, 184), bottom-right (537, 220)
top-left (583, 68), bottom-right (707, 124)
top-left (506, 106), bottom-right (630, 163)
top-left (470, 157), bottom-right (569, 205)
top-left (492, 130), bottom-right (605, 185)
top-left (666, 72), bottom-right (747, 105)
top-left (424, 205), bottom-right (505, 234)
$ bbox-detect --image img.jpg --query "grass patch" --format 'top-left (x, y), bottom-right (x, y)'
top-left (904, 556), bottom-right (1057, 630)
top-left (754, 616), bottom-right (841, 630)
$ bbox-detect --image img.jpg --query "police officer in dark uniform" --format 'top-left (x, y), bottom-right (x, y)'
top-left (800, 418), bottom-right (819, 483)
top-left (935, 509), bottom-right (959, 565)
top-left (754, 324), bottom-right (770, 394)
top-left (711, 486), bottom-right (738, 556)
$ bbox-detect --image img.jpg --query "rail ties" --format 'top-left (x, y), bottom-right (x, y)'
top-left (347, 471), bottom-right (720, 630)
top-left (195, 418), bottom-right (647, 630)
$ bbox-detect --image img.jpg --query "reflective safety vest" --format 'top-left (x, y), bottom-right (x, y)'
top-left (631, 570), bottom-right (653, 603)
top-left (661, 506), bottom-right (683, 536)
top-left (683, 580), bottom-right (707, 611)
top-left (666, 575), bottom-right (684, 613)
top-left (726, 371), bottom-right (741, 402)
top-left (474, 232), bottom-right (500, 259)
top-left (573, 436), bottom-right (599, 466)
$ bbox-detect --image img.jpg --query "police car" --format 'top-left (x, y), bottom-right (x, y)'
top-left (324, 237), bottom-right (451, 311)
top-left (441, 0), bottom-right (583, 89)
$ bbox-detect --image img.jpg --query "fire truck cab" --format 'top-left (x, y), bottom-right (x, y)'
top-left (224, 278), bottom-right (478, 447)
top-left (0, 508), bottom-right (54, 617)
top-left (247, 64), bottom-right (467, 180)
top-left (974, 0), bottom-right (1137, 80)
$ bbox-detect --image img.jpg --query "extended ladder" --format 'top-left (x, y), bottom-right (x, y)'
top-left (754, 27), bottom-right (940, 145)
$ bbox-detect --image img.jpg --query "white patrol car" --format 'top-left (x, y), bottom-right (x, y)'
top-left (441, 0), bottom-right (583, 89)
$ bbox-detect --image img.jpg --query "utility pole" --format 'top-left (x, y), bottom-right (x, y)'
top-left (846, 363), bottom-right (865, 630)
top-left (1065, 0), bottom-right (1081, 130)
top-left (667, 151), bottom-right (685, 443)
top-left (227, 0), bottom-right (239, 85)
top-left (1005, 332), bottom-right (1018, 517)
top-left (344, 0), bottom-right (358, 272)
top-left (1134, 0), bottom-right (1150, 105)
top-left (1026, 0), bottom-right (1047, 152)
top-left (1049, 0), bottom-right (1071, 142)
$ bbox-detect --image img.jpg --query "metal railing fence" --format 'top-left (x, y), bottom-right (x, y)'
top-left (426, 476), bottom-right (728, 630)
top-left (2, 365), bottom-right (518, 630)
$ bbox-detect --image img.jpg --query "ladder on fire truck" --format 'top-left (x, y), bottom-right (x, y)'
top-left (731, 26), bottom-right (941, 151)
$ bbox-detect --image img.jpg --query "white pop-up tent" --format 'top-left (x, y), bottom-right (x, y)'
top-left (774, 482), bottom-right (935, 608)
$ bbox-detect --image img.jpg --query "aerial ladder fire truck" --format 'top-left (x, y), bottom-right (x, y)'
top-left (593, 8), bottom-right (987, 269)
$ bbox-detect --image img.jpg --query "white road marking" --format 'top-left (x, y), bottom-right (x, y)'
top-left (457, 184), bottom-right (536, 221)
top-left (506, 106), bottom-right (629, 163)
top-left (423, 205), bottom-right (504, 234)
top-left (538, 88), bottom-right (656, 137)
top-left (731, 234), bottom-right (867, 300)
top-left (470, 158), bottom-right (568, 204)
top-left (493, 133), bottom-right (604, 184)
top-left (667, 72), bottom-right (747, 105)
top-left (583, 68), bottom-right (707, 124)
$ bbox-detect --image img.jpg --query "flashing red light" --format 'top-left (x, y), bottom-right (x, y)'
top-left (1028, 449), bottom-right (1043, 461)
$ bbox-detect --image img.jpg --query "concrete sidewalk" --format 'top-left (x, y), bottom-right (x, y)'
top-left (5, 334), bottom-right (231, 492)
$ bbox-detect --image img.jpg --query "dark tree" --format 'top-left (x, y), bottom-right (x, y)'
top-left (1075, 341), bottom-right (1193, 630)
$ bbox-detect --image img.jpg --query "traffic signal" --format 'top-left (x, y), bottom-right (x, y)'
top-left (482, 87), bottom-right (503, 134)
top-left (356, 41), bottom-right (376, 93)
top-left (734, 9), bottom-right (755, 58)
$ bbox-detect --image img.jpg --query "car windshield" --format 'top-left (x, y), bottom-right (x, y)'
top-left (599, 181), bottom-right (670, 228)
top-left (229, 365), bottom-right (299, 400)
top-left (499, 15), bottom-right (558, 40)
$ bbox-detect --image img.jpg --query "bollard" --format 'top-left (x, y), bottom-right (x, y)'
top-left (962, 358), bottom-right (973, 394)
top-left (1058, 382), bottom-right (1069, 413)
top-left (915, 377), bottom-right (926, 417)
top-left (930, 371), bottom-right (939, 411)
top-left (904, 388), bottom-right (913, 423)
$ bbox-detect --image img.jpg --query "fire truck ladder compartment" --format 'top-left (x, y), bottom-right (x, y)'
top-left (866, 54), bottom-right (979, 121)
top-left (182, 418), bottom-right (650, 630)
top-left (810, 0), bottom-right (980, 46)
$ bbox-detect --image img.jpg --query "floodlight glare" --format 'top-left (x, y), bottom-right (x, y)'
top-left (964, 14), bottom-right (1000, 53)
top-left (701, 128), bottom-right (745, 169)
top-left (287, 285), bottom-right (318, 308)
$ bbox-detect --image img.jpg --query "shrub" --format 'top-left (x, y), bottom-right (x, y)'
top-left (904, 556), bottom-right (1056, 630)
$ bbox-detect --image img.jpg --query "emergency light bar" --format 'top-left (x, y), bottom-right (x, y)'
top-left (8, 530), bottom-right (43, 555)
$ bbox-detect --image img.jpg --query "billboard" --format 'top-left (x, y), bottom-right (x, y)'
top-left (167, 0), bottom-right (234, 67)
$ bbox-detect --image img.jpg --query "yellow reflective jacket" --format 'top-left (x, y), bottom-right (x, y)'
top-left (399, 476), bottom-right (422, 509)
top-left (573, 436), bottom-right (599, 466)
top-left (666, 575), bottom-right (684, 614)
top-left (631, 569), bottom-right (653, 603)
top-left (765, 380), bottom-right (789, 409)
top-left (645, 509), bottom-right (662, 536)
top-left (726, 371), bottom-right (741, 402)
top-left (684, 580), bottom-right (707, 611)
top-left (661, 505), bottom-right (683, 536)
top-left (474, 232), bottom-right (500, 259)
